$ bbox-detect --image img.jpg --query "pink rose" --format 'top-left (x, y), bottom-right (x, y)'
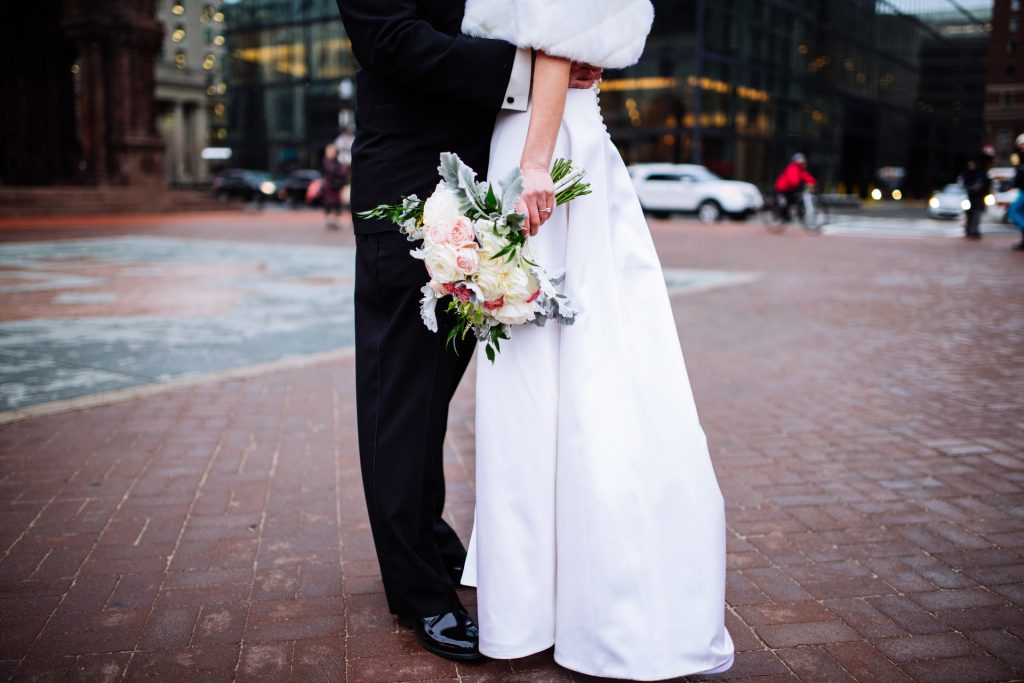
top-left (448, 217), bottom-right (476, 246)
top-left (443, 282), bottom-right (458, 295)
top-left (455, 248), bottom-right (479, 275)
top-left (427, 222), bottom-right (449, 245)
top-left (454, 286), bottom-right (472, 302)
top-left (484, 296), bottom-right (505, 311)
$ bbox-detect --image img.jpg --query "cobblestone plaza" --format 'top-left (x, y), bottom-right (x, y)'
top-left (0, 212), bottom-right (1022, 681)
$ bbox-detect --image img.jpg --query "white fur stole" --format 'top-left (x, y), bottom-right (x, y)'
top-left (462, 0), bottom-right (654, 69)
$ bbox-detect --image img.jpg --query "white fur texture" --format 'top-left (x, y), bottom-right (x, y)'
top-left (462, 0), bottom-right (654, 69)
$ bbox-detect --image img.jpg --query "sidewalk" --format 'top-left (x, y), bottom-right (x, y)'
top-left (1, 215), bottom-right (1023, 681)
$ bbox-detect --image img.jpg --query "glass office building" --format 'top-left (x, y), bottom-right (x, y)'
top-left (221, 0), bottom-right (989, 194)
top-left (222, 0), bottom-right (356, 173)
top-left (601, 0), bottom-right (991, 196)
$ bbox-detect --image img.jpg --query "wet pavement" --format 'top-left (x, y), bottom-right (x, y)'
top-left (0, 224), bottom-right (754, 413)
top-left (0, 211), bottom-right (1022, 682)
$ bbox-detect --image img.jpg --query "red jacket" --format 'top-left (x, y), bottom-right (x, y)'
top-left (775, 162), bottom-right (817, 193)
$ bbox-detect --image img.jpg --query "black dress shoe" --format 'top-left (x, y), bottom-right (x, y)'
top-left (405, 611), bottom-right (483, 661)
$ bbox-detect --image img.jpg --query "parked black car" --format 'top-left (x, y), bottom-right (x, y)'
top-left (275, 169), bottom-right (322, 204)
top-left (212, 169), bottom-right (277, 202)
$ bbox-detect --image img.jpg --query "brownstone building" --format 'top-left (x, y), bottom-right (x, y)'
top-left (986, 0), bottom-right (1024, 162)
top-left (0, 0), bottom-right (165, 186)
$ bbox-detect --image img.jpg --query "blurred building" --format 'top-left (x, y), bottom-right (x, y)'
top-left (206, 0), bottom-right (990, 195)
top-left (0, 1), bottom-right (165, 186)
top-left (155, 0), bottom-right (228, 185)
top-left (602, 0), bottom-right (992, 196)
top-left (985, 0), bottom-right (1024, 163)
top-left (221, 0), bottom-right (357, 175)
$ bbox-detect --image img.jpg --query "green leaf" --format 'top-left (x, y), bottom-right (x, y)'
top-left (485, 344), bottom-right (495, 363)
top-left (491, 243), bottom-right (516, 260)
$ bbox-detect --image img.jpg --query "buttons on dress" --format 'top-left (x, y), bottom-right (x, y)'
top-left (507, 96), bottom-right (515, 104)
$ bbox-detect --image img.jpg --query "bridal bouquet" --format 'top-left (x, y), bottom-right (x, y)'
top-left (360, 153), bottom-right (590, 361)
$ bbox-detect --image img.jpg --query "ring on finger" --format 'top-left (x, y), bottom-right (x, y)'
top-left (540, 207), bottom-right (552, 213)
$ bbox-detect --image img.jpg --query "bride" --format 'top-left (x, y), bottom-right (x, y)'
top-left (459, 0), bottom-right (735, 679)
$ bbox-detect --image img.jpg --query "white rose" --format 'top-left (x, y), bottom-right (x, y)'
top-left (474, 258), bottom-right (505, 301)
top-left (474, 219), bottom-right (507, 257)
top-left (423, 183), bottom-right (461, 227)
top-left (492, 300), bottom-right (536, 326)
top-left (499, 266), bottom-right (532, 300)
top-left (424, 243), bottom-right (462, 283)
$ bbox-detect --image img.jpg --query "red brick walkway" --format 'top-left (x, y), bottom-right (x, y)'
top-left (1, 215), bottom-right (1023, 681)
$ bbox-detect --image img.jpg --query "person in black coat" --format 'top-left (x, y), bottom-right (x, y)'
top-left (334, 0), bottom-right (602, 661)
top-left (961, 150), bottom-right (992, 240)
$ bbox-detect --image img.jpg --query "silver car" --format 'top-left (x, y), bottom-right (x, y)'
top-left (927, 184), bottom-right (970, 219)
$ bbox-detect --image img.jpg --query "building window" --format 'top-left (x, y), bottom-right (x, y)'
top-left (1008, 63), bottom-right (1017, 77)
top-left (202, 54), bottom-right (217, 70)
top-left (1003, 91), bottom-right (1013, 106)
top-left (171, 25), bottom-right (186, 43)
top-left (175, 51), bottom-right (187, 69)
top-left (171, 2), bottom-right (185, 16)
top-left (1014, 0), bottom-right (1021, 11)
top-left (1010, 40), bottom-right (1018, 56)
top-left (1011, 17), bottom-right (1019, 33)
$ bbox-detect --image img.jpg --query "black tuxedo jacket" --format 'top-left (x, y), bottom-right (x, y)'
top-left (336, 0), bottom-right (518, 234)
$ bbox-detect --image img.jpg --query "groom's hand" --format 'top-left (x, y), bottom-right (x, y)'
top-left (570, 62), bottom-right (603, 89)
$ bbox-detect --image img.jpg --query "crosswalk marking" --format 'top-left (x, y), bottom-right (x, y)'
top-left (822, 215), bottom-right (1019, 239)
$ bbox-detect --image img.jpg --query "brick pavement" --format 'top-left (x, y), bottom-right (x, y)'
top-left (1, 215), bottom-right (1023, 681)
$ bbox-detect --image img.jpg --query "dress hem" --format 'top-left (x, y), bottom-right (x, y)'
top-left (479, 639), bottom-right (556, 661)
top-left (552, 651), bottom-right (735, 682)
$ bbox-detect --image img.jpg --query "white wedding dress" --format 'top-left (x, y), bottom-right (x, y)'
top-left (460, 84), bottom-right (735, 680)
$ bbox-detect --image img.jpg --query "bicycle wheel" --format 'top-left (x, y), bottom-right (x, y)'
top-left (762, 206), bottom-right (787, 233)
top-left (803, 204), bottom-right (828, 232)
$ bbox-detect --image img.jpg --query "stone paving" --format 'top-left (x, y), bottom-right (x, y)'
top-left (0, 212), bottom-right (1023, 682)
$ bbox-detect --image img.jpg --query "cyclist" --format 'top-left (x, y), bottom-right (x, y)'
top-left (774, 153), bottom-right (817, 222)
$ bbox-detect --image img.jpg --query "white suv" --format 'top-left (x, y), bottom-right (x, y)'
top-left (629, 163), bottom-right (763, 223)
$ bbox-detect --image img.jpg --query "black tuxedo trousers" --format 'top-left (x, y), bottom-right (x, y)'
top-left (354, 231), bottom-right (475, 617)
top-left (336, 0), bottom-right (516, 617)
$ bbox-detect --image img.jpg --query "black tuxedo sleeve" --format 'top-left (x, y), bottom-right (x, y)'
top-left (336, 0), bottom-right (517, 112)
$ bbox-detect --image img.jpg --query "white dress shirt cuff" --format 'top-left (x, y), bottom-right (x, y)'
top-left (501, 48), bottom-right (532, 112)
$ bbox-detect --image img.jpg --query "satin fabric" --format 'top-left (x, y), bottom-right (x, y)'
top-left (462, 88), bottom-right (735, 680)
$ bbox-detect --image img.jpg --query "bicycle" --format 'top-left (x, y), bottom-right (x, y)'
top-left (762, 189), bottom-right (830, 233)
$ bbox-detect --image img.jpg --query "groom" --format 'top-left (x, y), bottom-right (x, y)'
top-left (335, 0), bottom-right (601, 662)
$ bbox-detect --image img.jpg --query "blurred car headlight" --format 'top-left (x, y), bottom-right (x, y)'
top-left (960, 199), bottom-right (971, 211)
top-left (928, 197), bottom-right (940, 208)
top-left (892, 189), bottom-right (903, 200)
top-left (871, 188), bottom-right (883, 201)
top-left (260, 181), bottom-right (277, 195)
top-left (985, 194), bottom-right (996, 206)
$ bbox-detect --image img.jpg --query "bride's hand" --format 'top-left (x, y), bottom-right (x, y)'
top-left (519, 166), bottom-right (555, 236)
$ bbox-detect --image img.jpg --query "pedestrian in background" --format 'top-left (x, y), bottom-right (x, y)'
top-left (774, 153), bottom-right (817, 222)
top-left (321, 144), bottom-right (347, 230)
top-left (961, 150), bottom-right (992, 241)
top-left (1009, 135), bottom-right (1024, 251)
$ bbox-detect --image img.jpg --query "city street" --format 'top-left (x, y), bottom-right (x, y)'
top-left (0, 211), bottom-right (1023, 682)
